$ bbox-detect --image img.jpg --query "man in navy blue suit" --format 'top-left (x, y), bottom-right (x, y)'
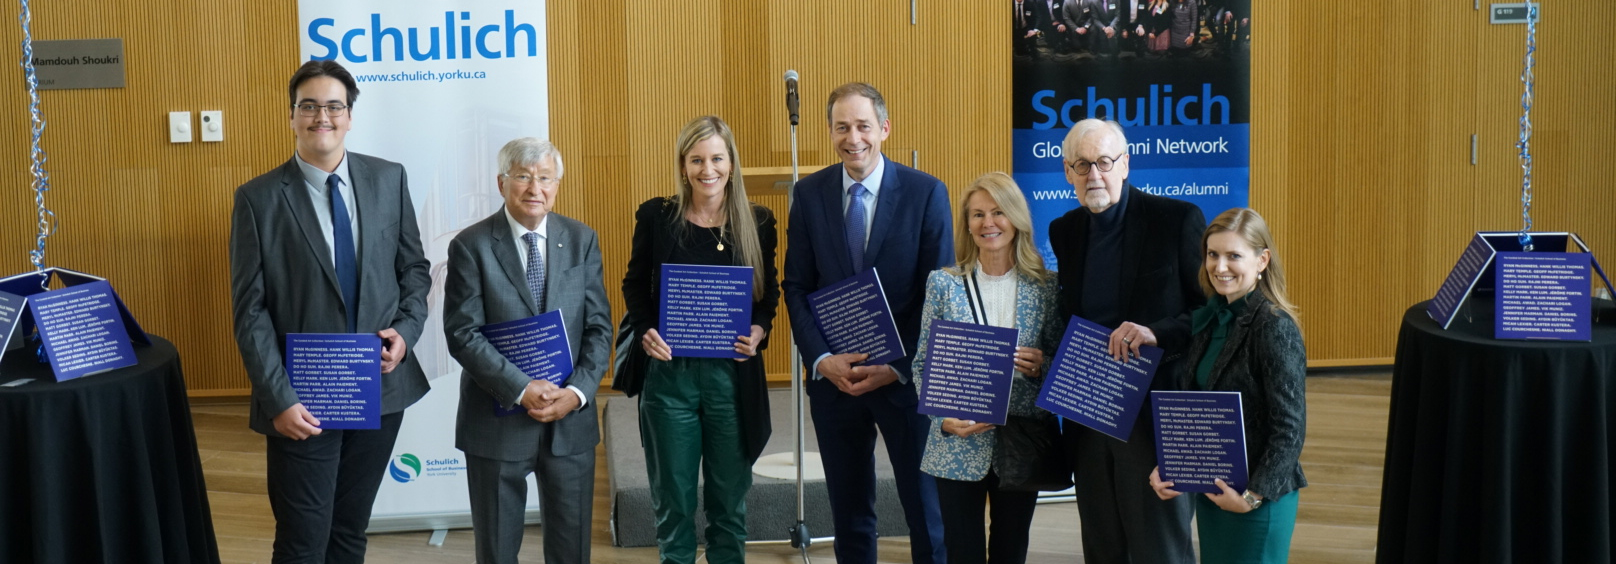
top-left (783, 82), bottom-right (952, 564)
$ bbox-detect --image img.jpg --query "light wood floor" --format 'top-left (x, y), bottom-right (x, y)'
top-left (198, 372), bottom-right (1388, 563)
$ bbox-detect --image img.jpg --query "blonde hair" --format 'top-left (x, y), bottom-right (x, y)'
top-left (1199, 208), bottom-right (1300, 326)
top-left (945, 172), bottom-right (1052, 283)
top-left (672, 116), bottom-right (766, 300)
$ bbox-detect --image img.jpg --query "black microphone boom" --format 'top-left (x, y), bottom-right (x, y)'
top-left (784, 69), bottom-right (800, 126)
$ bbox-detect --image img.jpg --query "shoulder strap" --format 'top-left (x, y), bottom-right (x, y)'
top-left (963, 269), bottom-right (988, 325)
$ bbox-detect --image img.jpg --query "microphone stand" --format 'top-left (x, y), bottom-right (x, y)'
top-left (784, 111), bottom-right (815, 564)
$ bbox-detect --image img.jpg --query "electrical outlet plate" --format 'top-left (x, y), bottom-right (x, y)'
top-left (168, 111), bottom-right (192, 143)
top-left (200, 111), bottom-right (223, 142)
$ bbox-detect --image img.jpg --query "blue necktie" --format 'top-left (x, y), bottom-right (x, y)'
top-left (523, 232), bottom-right (546, 312)
top-left (846, 183), bottom-right (868, 271)
top-left (328, 174), bottom-right (359, 333)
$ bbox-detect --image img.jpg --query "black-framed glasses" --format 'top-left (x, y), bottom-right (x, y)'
top-left (293, 103), bottom-right (349, 117)
top-left (1066, 153), bottom-right (1125, 175)
top-left (501, 172), bottom-right (559, 187)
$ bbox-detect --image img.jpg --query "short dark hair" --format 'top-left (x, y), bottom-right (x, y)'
top-left (288, 60), bottom-right (360, 108)
top-left (825, 82), bottom-right (888, 124)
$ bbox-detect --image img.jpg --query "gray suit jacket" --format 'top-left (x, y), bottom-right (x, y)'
top-left (444, 209), bottom-right (612, 461)
top-left (229, 153), bottom-right (432, 437)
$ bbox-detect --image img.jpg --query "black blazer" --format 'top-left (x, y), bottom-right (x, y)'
top-left (1047, 183), bottom-right (1206, 389)
top-left (621, 197), bottom-right (781, 462)
top-left (1176, 291), bottom-right (1308, 499)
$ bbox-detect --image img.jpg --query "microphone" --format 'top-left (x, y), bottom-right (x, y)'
top-left (784, 69), bottom-right (800, 126)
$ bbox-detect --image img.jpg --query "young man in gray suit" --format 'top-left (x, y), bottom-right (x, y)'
top-left (229, 59), bottom-right (432, 563)
top-left (442, 138), bottom-right (612, 564)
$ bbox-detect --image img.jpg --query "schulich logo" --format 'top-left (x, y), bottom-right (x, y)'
top-left (307, 10), bottom-right (538, 63)
top-left (389, 453), bottom-right (422, 483)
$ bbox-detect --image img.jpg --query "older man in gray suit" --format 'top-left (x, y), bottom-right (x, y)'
top-left (230, 59), bottom-right (431, 563)
top-left (443, 138), bottom-right (612, 564)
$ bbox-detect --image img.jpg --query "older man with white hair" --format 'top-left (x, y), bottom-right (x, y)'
top-left (1047, 119), bottom-right (1205, 564)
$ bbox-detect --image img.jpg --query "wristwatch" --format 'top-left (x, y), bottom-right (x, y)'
top-left (1242, 491), bottom-right (1264, 510)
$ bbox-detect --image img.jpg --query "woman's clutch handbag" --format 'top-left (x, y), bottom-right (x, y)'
top-left (994, 415), bottom-right (1073, 492)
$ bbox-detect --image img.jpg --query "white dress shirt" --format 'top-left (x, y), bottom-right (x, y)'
top-left (503, 209), bottom-right (588, 411)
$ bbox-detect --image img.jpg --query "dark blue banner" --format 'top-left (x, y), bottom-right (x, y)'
top-left (1012, 8), bottom-right (1250, 270)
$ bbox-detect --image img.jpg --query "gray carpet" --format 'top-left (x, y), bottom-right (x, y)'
top-left (602, 388), bottom-right (912, 547)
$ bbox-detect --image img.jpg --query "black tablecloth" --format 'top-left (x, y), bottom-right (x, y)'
top-left (1379, 301), bottom-right (1616, 564)
top-left (0, 336), bottom-right (220, 563)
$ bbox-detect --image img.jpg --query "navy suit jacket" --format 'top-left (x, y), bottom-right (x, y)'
top-left (782, 156), bottom-right (953, 400)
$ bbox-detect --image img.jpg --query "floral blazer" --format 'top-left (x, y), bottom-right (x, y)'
top-left (913, 267), bottom-right (1064, 481)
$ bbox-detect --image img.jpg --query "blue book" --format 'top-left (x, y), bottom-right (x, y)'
top-left (806, 268), bottom-right (905, 367)
top-left (14, 279), bottom-right (138, 380)
top-left (285, 333), bottom-right (382, 430)
top-left (916, 319), bottom-right (1019, 425)
top-left (1427, 233), bottom-right (1495, 329)
top-left (1495, 252), bottom-right (1592, 341)
top-left (1150, 390), bottom-right (1249, 494)
top-left (0, 268), bottom-right (148, 375)
top-left (479, 309), bottom-right (573, 416)
top-left (659, 264), bottom-right (754, 359)
top-left (1035, 315), bottom-right (1162, 442)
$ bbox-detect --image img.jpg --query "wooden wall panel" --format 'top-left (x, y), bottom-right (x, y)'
top-left (1, 1), bottom-right (1610, 395)
top-left (1, 3), bottom-right (297, 395)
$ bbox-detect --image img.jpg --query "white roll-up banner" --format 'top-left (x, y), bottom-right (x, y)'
top-left (296, 0), bottom-right (549, 532)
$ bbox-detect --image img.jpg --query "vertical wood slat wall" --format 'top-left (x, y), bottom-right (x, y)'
top-left (2, 2), bottom-right (1610, 394)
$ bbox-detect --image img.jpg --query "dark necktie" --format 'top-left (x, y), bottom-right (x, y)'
top-left (523, 232), bottom-right (546, 312)
top-left (327, 174), bottom-right (359, 333)
top-left (846, 183), bottom-right (868, 272)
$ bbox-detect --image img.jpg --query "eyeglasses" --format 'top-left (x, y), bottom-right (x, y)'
top-left (502, 172), bottom-right (560, 187)
top-left (293, 103), bottom-right (349, 117)
top-left (1065, 153), bottom-right (1125, 175)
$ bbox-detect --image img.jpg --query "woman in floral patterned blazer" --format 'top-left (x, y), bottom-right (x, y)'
top-left (912, 172), bottom-right (1064, 564)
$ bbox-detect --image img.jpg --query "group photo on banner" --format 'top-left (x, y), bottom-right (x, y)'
top-left (1013, 0), bottom-right (1251, 264)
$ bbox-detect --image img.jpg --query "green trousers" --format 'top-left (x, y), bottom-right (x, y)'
top-left (1194, 489), bottom-right (1300, 563)
top-left (639, 357), bottom-right (751, 564)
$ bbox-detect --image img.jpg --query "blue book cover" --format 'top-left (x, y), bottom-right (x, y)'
top-left (1035, 315), bottom-right (1162, 442)
top-left (0, 291), bottom-right (25, 355)
top-left (659, 264), bottom-right (754, 359)
top-left (479, 309), bottom-right (574, 416)
top-left (1427, 233), bottom-right (1495, 329)
top-left (0, 270), bottom-right (53, 359)
top-left (916, 319), bottom-right (1019, 425)
top-left (285, 333), bottom-right (383, 430)
top-left (1151, 390), bottom-right (1249, 494)
top-left (806, 268), bottom-right (906, 367)
top-left (29, 280), bottom-right (138, 381)
top-left (1495, 252), bottom-right (1592, 341)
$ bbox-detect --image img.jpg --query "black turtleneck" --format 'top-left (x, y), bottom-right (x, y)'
top-left (1080, 185), bottom-right (1131, 328)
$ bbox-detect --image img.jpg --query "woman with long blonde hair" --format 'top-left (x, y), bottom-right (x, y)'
top-left (912, 172), bottom-right (1064, 564)
top-left (620, 115), bottom-right (780, 564)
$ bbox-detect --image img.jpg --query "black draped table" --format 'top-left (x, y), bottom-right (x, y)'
top-left (1379, 301), bottom-right (1615, 564)
top-left (0, 336), bottom-right (220, 563)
